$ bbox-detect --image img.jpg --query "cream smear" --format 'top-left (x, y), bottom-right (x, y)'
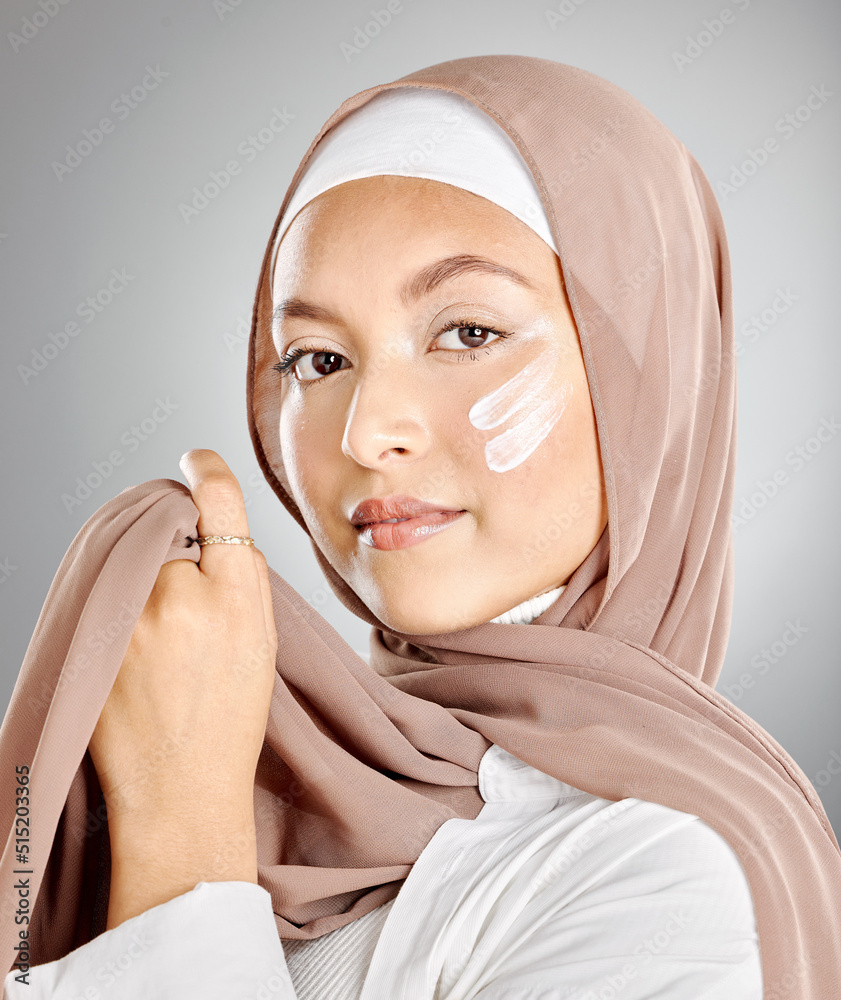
top-left (468, 355), bottom-right (573, 473)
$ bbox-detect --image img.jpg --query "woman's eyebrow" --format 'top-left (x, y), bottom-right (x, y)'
top-left (272, 254), bottom-right (536, 326)
top-left (399, 253), bottom-right (537, 305)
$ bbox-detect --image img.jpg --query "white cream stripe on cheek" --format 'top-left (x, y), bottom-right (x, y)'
top-left (481, 381), bottom-right (573, 473)
top-left (468, 355), bottom-right (574, 474)
top-left (467, 357), bottom-right (553, 430)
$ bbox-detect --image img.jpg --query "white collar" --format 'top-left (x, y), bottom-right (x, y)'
top-left (478, 743), bottom-right (591, 803)
top-left (489, 584), bottom-right (566, 625)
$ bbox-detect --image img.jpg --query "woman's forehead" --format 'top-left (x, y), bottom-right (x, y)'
top-left (281, 175), bottom-right (535, 243)
top-left (272, 177), bottom-right (558, 299)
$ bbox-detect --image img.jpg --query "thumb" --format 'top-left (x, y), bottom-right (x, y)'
top-left (180, 449), bottom-right (253, 581)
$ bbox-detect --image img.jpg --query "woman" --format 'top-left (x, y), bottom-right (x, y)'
top-left (2, 55), bottom-right (839, 999)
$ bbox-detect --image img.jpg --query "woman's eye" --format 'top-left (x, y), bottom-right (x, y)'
top-left (276, 322), bottom-right (511, 384)
top-left (293, 351), bottom-right (348, 381)
top-left (436, 324), bottom-right (503, 351)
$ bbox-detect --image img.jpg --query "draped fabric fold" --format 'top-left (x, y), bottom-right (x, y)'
top-left (2, 54), bottom-right (839, 999)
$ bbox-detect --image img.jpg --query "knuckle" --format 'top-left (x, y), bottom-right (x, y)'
top-left (151, 561), bottom-right (192, 600)
top-left (142, 566), bottom-right (201, 627)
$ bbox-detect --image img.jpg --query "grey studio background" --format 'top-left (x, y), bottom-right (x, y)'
top-left (1, 0), bottom-right (839, 837)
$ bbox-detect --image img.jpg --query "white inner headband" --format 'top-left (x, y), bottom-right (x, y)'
top-left (269, 86), bottom-right (559, 287)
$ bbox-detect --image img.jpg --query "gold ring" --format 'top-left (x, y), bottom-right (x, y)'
top-left (195, 535), bottom-right (255, 546)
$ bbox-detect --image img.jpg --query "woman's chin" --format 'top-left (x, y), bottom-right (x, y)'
top-left (370, 596), bottom-right (492, 636)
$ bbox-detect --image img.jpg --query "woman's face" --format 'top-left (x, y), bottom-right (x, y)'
top-left (272, 175), bottom-right (607, 634)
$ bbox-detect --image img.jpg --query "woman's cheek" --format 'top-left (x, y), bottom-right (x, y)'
top-left (467, 354), bottom-right (574, 474)
top-left (278, 407), bottom-right (319, 498)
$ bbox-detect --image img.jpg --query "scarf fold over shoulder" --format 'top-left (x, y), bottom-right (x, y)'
top-left (2, 55), bottom-right (839, 998)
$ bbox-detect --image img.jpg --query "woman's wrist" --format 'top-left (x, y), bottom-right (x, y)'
top-left (105, 804), bottom-right (259, 929)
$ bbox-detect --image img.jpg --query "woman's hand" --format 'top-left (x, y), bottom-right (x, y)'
top-left (87, 449), bottom-right (278, 928)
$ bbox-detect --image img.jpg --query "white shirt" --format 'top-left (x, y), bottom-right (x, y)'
top-left (4, 588), bottom-right (763, 999)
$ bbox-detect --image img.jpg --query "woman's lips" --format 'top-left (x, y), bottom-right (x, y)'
top-left (349, 495), bottom-right (467, 551)
top-left (357, 510), bottom-right (467, 551)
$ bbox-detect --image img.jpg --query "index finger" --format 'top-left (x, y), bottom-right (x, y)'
top-left (180, 449), bottom-right (255, 581)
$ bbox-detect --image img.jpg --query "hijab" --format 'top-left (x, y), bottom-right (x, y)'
top-left (2, 55), bottom-right (839, 998)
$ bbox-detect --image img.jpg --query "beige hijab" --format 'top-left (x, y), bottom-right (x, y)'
top-left (2, 55), bottom-right (839, 998)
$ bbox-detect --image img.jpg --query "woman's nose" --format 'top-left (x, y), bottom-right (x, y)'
top-left (341, 364), bottom-right (431, 469)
